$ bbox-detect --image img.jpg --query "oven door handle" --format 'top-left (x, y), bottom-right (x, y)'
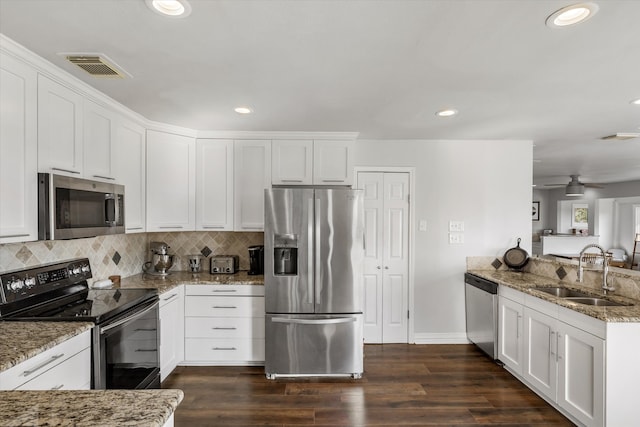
top-left (100, 299), bottom-right (159, 335)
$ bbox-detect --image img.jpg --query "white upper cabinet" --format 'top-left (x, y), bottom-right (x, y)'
top-left (313, 140), bottom-right (353, 185)
top-left (146, 130), bottom-right (196, 232)
top-left (196, 139), bottom-right (234, 231)
top-left (0, 52), bottom-right (38, 244)
top-left (114, 119), bottom-right (146, 233)
top-left (37, 74), bottom-right (84, 176)
top-left (271, 139), bottom-right (313, 185)
top-left (83, 99), bottom-right (116, 182)
top-left (234, 140), bottom-right (271, 231)
top-left (271, 139), bottom-right (354, 186)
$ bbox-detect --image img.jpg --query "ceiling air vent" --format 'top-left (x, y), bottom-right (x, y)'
top-left (600, 132), bottom-right (640, 141)
top-left (64, 54), bottom-right (130, 78)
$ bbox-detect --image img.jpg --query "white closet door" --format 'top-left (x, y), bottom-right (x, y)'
top-left (359, 172), bottom-right (410, 343)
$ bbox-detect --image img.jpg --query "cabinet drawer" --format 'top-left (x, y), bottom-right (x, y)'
top-left (185, 317), bottom-right (265, 339)
top-left (16, 347), bottom-right (91, 391)
top-left (186, 284), bottom-right (264, 297)
top-left (185, 338), bottom-right (265, 362)
top-left (0, 330), bottom-right (91, 390)
top-left (185, 296), bottom-right (264, 317)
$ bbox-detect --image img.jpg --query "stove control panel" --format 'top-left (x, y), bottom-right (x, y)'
top-left (0, 258), bottom-right (92, 304)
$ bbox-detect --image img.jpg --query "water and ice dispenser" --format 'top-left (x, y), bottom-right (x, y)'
top-left (273, 234), bottom-right (298, 275)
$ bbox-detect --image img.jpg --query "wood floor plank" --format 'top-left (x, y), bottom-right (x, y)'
top-left (163, 344), bottom-right (575, 426)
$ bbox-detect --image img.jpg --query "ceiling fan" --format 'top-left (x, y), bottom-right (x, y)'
top-left (543, 175), bottom-right (604, 196)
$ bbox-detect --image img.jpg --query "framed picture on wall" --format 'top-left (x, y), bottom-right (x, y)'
top-left (572, 203), bottom-right (588, 228)
top-left (532, 201), bottom-right (540, 221)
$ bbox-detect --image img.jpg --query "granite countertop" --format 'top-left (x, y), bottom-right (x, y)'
top-left (118, 270), bottom-right (264, 294)
top-left (468, 269), bottom-right (640, 323)
top-left (0, 389), bottom-right (183, 427)
top-left (0, 322), bottom-right (94, 373)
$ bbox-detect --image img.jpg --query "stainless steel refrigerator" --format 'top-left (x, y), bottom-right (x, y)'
top-left (264, 187), bottom-right (364, 379)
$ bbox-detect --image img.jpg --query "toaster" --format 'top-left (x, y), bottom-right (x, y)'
top-left (210, 255), bottom-right (239, 274)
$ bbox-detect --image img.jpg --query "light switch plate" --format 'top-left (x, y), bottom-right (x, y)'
top-left (449, 221), bottom-right (465, 232)
top-left (449, 233), bottom-right (464, 244)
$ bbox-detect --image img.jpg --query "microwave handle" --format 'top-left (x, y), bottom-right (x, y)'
top-left (105, 194), bottom-right (116, 225)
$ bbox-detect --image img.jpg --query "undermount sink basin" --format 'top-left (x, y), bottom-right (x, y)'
top-left (535, 287), bottom-right (592, 298)
top-left (564, 297), bottom-right (633, 307)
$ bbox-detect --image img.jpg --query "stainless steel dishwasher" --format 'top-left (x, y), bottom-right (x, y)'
top-left (464, 273), bottom-right (499, 360)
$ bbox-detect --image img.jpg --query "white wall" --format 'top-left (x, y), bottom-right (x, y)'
top-left (354, 139), bottom-right (532, 341)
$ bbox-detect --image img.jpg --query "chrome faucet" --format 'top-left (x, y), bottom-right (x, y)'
top-left (577, 244), bottom-right (614, 294)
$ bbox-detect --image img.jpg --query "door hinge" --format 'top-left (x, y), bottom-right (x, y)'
top-left (407, 194), bottom-right (410, 204)
top-left (407, 310), bottom-right (410, 319)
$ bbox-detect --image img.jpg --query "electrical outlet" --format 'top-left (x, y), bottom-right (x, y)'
top-left (449, 233), bottom-right (464, 244)
top-left (449, 221), bottom-right (465, 232)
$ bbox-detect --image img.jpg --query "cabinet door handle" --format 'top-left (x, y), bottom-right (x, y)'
top-left (212, 327), bottom-right (237, 330)
top-left (52, 167), bottom-right (80, 174)
top-left (51, 384), bottom-right (64, 390)
top-left (93, 175), bottom-right (115, 180)
top-left (213, 305), bottom-right (237, 309)
top-left (0, 234), bottom-right (30, 239)
top-left (212, 290), bottom-right (237, 293)
top-left (159, 225), bottom-right (183, 229)
top-left (557, 333), bottom-right (563, 360)
top-left (516, 314), bottom-right (522, 338)
top-left (281, 179), bottom-right (304, 183)
top-left (212, 347), bottom-right (237, 351)
top-left (321, 179), bottom-right (345, 183)
top-left (549, 331), bottom-right (556, 358)
top-left (202, 225), bottom-right (225, 229)
top-left (126, 227), bottom-right (144, 231)
top-left (23, 353), bottom-right (64, 377)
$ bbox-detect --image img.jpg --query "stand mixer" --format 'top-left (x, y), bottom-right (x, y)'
top-left (143, 241), bottom-right (175, 276)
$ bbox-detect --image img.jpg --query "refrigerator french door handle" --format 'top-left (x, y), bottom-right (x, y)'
top-left (307, 197), bottom-right (314, 306)
top-left (271, 317), bottom-right (357, 325)
top-left (314, 197), bottom-right (321, 305)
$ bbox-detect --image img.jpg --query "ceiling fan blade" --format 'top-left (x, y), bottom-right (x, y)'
top-left (584, 183), bottom-right (604, 188)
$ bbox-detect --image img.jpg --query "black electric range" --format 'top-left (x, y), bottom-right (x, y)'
top-left (0, 258), bottom-right (160, 389)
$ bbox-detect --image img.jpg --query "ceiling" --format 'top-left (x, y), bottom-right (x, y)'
top-left (1, 0), bottom-right (639, 188)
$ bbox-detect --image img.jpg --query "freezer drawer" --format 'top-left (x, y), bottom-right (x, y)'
top-left (265, 313), bottom-right (363, 378)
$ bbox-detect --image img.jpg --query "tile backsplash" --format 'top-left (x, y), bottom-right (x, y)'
top-left (0, 231), bottom-right (263, 283)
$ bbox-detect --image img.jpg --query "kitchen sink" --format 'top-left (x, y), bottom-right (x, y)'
top-left (564, 297), bottom-right (632, 307)
top-left (534, 287), bottom-right (592, 298)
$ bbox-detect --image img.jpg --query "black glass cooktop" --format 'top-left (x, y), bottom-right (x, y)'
top-left (5, 287), bottom-right (158, 324)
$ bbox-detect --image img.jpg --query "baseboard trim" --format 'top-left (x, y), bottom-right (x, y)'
top-left (413, 332), bottom-right (470, 344)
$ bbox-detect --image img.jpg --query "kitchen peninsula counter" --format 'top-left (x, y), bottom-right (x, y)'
top-left (0, 322), bottom-right (93, 373)
top-left (118, 271), bottom-right (264, 294)
top-left (468, 269), bottom-right (640, 322)
top-left (0, 389), bottom-right (183, 427)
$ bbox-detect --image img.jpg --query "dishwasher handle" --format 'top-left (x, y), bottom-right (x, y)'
top-left (464, 273), bottom-right (498, 294)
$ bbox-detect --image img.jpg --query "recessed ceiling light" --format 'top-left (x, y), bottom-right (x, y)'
top-left (145, 0), bottom-right (191, 18)
top-left (435, 109), bottom-right (458, 117)
top-left (546, 3), bottom-right (598, 28)
top-left (234, 106), bottom-right (253, 114)
top-left (631, 98), bottom-right (640, 105)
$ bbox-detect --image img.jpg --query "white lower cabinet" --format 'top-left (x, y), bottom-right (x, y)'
top-left (184, 284), bottom-right (265, 365)
top-left (498, 290), bottom-right (524, 375)
top-left (159, 287), bottom-right (184, 382)
top-left (499, 288), bottom-right (604, 427)
top-left (0, 330), bottom-right (91, 390)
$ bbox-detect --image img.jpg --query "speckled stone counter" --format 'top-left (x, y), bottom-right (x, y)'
top-left (0, 322), bottom-right (93, 373)
top-left (468, 269), bottom-right (640, 322)
top-left (118, 270), bottom-right (264, 294)
top-left (0, 389), bottom-right (183, 426)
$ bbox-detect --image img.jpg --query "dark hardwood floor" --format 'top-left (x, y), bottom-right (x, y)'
top-left (162, 344), bottom-right (575, 426)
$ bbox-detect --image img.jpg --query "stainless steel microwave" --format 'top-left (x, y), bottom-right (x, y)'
top-left (38, 173), bottom-right (125, 240)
